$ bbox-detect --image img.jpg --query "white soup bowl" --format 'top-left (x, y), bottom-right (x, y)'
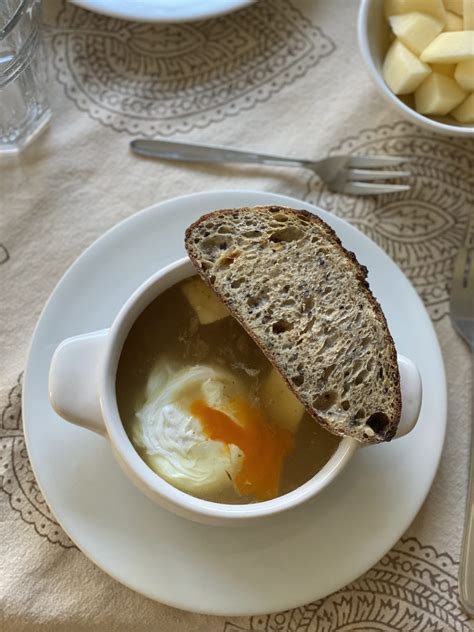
top-left (49, 257), bottom-right (423, 526)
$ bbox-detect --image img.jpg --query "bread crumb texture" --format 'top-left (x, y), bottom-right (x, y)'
top-left (185, 206), bottom-right (401, 444)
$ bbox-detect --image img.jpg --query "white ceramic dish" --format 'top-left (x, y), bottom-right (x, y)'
top-left (358, 0), bottom-right (474, 137)
top-left (69, 0), bottom-right (255, 23)
top-left (23, 190), bottom-right (446, 615)
top-left (48, 257), bottom-right (422, 526)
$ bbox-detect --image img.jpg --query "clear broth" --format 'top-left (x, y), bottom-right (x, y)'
top-left (116, 276), bottom-right (340, 503)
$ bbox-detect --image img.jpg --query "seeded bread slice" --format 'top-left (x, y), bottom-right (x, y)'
top-left (185, 205), bottom-right (401, 444)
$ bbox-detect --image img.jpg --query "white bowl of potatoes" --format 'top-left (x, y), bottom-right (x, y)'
top-left (358, 0), bottom-right (474, 136)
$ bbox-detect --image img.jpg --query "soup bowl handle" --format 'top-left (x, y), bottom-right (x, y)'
top-left (49, 330), bottom-right (109, 436)
top-left (395, 354), bottom-right (422, 439)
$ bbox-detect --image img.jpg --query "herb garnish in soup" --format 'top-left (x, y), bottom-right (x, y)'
top-left (116, 276), bottom-right (340, 504)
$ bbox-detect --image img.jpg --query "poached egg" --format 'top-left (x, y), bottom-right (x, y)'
top-left (132, 361), bottom-right (293, 501)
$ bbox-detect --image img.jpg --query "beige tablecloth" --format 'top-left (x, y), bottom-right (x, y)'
top-left (1, 0), bottom-right (473, 629)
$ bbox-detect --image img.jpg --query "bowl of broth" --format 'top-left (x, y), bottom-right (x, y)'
top-left (48, 257), bottom-right (421, 525)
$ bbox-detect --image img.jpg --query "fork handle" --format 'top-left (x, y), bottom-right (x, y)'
top-left (460, 353), bottom-right (474, 615)
top-left (130, 139), bottom-right (314, 170)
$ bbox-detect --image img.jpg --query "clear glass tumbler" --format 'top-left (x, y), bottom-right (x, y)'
top-left (0, 0), bottom-right (51, 154)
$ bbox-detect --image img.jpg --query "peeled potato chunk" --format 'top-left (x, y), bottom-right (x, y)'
top-left (451, 92), bottom-right (474, 121)
top-left (415, 71), bottom-right (467, 113)
top-left (431, 62), bottom-right (457, 74)
top-left (181, 276), bottom-right (229, 324)
top-left (385, 0), bottom-right (447, 20)
top-left (383, 39), bottom-right (432, 94)
top-left (455, 58), bottom-right (474, 88)
top-left (464, 0), bottom-right (474, 29)
top-left (389, 12), bottom-right (444, 55)
top-left (444, 0), bottom-right (464, 15)
top-left (444, 10), bottom-right (464, 29)
top-left (421, 31), bottom-right (474, 63)
top-left (260, 368), bottom-right (304, 434)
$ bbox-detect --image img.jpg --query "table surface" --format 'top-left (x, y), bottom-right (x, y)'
top-left (0, 1), bottom-right (472, 630)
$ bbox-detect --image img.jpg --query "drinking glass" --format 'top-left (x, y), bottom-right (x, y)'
top-left (0, 0), bottom-right (51, 154)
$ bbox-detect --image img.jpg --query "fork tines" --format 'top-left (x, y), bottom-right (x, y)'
top-left (341, 155), bottom-right (411, 196)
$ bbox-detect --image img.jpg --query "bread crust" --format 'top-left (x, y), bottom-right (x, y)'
top-left (185, 205), bottom-right (401, 444)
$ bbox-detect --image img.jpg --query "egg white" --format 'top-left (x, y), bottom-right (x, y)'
top-left (131, 362), bottom-right (245, 498)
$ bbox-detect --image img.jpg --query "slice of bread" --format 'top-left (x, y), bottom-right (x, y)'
top-left (185, 205), bottom-right (401, 444)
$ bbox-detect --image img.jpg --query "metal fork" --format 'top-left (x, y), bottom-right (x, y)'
top-left (453, 214), bottom-right (474, 616)
top-left (130, 139), bottom-right (411, 196)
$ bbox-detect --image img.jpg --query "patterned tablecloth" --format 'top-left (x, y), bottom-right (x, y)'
top-left (1, 1), bottom-right (473, 630)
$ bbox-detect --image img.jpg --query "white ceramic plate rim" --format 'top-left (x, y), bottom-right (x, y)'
top-left (69, 0), bottom-right (255, 23)
top-left (22, 190), bottom-right (446, 616)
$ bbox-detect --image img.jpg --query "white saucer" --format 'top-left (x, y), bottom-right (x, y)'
top-left (23, 190), bottom-right (446, 616)
top-left (69, 0), bottom-right (255, 23)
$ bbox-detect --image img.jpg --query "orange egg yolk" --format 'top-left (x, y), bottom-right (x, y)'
top-left (189, 398), bottom-right (293, 501)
